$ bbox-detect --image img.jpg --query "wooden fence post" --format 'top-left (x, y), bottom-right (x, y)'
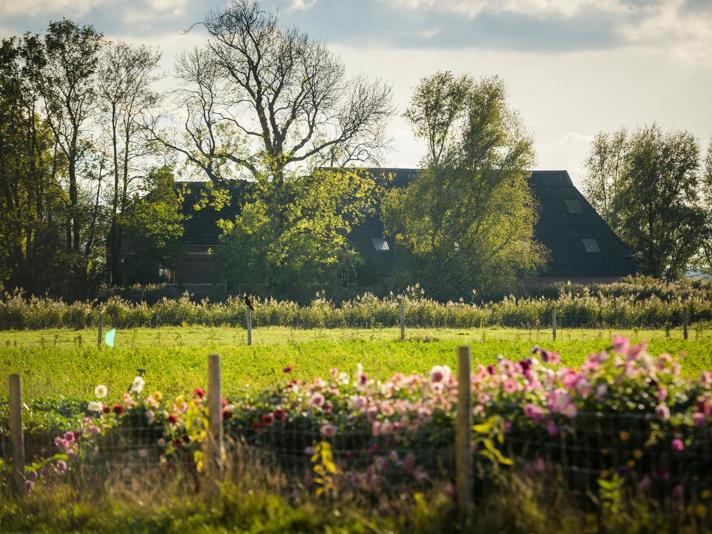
top-left (97, 311), bottom-right (104, 349)
top-left (206, 354), bottom-right (224, 499)
top-left (683, 308), bottom-right (689, 341)
top-left (246, 310), bottom-right (252, 346)
top-left (456, 346), bottom-right (472, 528)
top-left (399, 301), bottom-right (406, 342)
top-left (9, 374), bottom-right (25, 496)
top-left (552, 308), bottom-right (557, 342)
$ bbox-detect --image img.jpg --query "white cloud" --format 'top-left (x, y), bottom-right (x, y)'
top-left (380, 0), bottom-right (712, 60)
top-left (290, 0), bottom-right (318, 11)
top-left (0, 0), bottom-right (104, 18)
top-left (381, 0), bottom-right (625, 19)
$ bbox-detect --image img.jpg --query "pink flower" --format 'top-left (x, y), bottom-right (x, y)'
top-left (55, 459), bottom-right (68, 475)
top-left (503, 379), bottom-right (518, 394)
top-left (693, 412), bottom-right (705, 428)
top-left (371, 421), bottom-right (382, 437)
top-left (656, 404), bottom-right (670, 422)
top-left (671, 438), bottom-right (684, 452)
top-left (524, 403), bottom-right (544, 422)
top-left (429, 365), bottom-right (451, 384)
top-left (612, 335), bottom-right (629, 352)
top-left (63, 431), bottom-right (75, 442)
top-left (310, 392), bottom-right (325, 407)
top-left (320, 424), bottom-right (337, 438)
top-left (546, 420), bottom-right (558, 436)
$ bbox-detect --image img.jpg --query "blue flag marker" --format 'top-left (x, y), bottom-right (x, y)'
top-left (104, 328), bottom-right (116, 348)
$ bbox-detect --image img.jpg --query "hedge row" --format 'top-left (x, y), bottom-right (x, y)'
top-left (1, 289), bottom-right (710, 330)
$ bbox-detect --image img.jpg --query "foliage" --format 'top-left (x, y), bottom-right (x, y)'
top-left (7, 336), bottom-right (712, 534)
top-left (1, 282), bottom-right (711, 331)
top-left (213, 168), bottom-right (379, 298)
top-left (385, 72), bottom-right (545, 298)
top-left (119, 167), bottom-right (185, 284)
top-left (0, 36), bottom-right (74, 296)
top-left (583, 125), bottom-right (708, 279)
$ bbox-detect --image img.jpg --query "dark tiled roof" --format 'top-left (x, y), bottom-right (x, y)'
top-left (176, 169), bottom-right (636, 279)
top-left (347, 168), bottom-right (636, 278)
top-left (529, 170), bottom-right (636, 277)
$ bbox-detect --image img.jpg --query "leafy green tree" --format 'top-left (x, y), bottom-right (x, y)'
top-left (584, 129), bottom-right (628, 228)
top-left (120, 167), bottom-right (185, 284)
top-left (213, 168), bottom-right (378, 299)
top-left (384, 72), bottom-right (544, 298)
top-left (694, 138), bottom-right (712, 274)
top-left (41, 19), bottom-right (103, 257)
top-left (584, 125), bottom-right (706, 280)
top-left (0, 36), bottom-right (77, 295)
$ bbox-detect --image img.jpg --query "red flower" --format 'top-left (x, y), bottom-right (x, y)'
top-left (260, 413), bottom-right (274, 426)
top-left (193, 387), bottom-right (206, 398)
top-left (222, 409), bottom-right (233, 421)
top-left (112, 404), bottom-right (124, 415)
top-left (168, 413), bottom-right (179, 424)
top-left (250, 420), bottom-right (263, 431)
top-left (283, 365), bottom-right (293, 373)
top-left (102, 405), bottom-right (110, 414)
top-left (221, 398), bottom-right (228, 407)
top-left (274, 408), bottom-right (287, 422)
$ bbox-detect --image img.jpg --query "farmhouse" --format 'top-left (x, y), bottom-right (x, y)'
top-left (171, 169), bottom-right (636, 289)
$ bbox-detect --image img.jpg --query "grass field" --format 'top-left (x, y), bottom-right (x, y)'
top-left (1, 325), bottom-right (710, 401)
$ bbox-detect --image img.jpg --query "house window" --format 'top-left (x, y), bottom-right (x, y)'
top-left (371, 238), bottom-right (390, 252)
top-left (582, 238), bottom-right (600, 253)
top-left (565, 199), bottom-right (583, 214)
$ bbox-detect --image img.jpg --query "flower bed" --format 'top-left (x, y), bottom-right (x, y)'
top-left (12, 337), bottom-right (712, 503)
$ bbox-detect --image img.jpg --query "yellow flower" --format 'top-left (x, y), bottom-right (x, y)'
top-left (695, 505), bottom-right (707, 518)
top-left (633, 449), bottom-right (642, 459)
top-left (701, 490), bottom-right (711, 500)
top-left (619, 431), bottom-right (630, 441)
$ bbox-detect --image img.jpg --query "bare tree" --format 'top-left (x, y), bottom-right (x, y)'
top-left (98, 41), bottom-right (160, 283)
top-left (148, 0), bottom-right (392, 183)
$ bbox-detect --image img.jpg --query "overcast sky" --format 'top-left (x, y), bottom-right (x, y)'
top-left (2, 0), bottom-right (711, 186)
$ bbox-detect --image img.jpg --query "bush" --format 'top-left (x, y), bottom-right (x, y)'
top-left (2, 281), bottom-right (711, 330)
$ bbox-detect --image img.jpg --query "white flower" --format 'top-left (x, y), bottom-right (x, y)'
top-left (130, 376), bottom-right (145, 394)
top-left (429, 365), bottom-right (451, 384)
top-left (88, 401), bottom-right (104, 413)
top-left (145, 409), bottom-right (156, 425)
top-left (338, 372), bottom-right (350, 385)
top-left (94, 385), bottom-right (108, 399)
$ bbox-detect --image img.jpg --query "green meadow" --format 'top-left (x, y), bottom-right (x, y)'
top-left (1, 325), bottom-right (709, 401)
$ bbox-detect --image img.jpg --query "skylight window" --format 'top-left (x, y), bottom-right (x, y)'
top-left (582, 238), bottom-right (600, 253)
top-left (565, 199), bottom-right (583, 214)
top-left (371, 238), bottom-right (390, 252)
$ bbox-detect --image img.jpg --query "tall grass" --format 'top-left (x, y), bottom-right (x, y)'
top-left (1, 284), bottom-right (710, 330)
